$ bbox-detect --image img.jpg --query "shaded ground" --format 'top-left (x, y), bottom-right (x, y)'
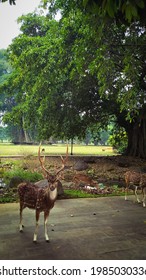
top-left (1, 155), bottom-right (146, 260)
top-left (0, 196), bottom-right (146, 260)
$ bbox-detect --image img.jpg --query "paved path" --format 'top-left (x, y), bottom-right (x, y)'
top-left (0, 196), bottom-right (146, 260)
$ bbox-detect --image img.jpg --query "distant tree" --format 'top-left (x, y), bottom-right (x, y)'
top-left (0, 49), bottom-right (34, 143)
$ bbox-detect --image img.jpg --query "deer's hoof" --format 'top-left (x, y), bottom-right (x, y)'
top-left (46, 239), bottom-right (50, 243)
top-left (19, 230), bottom-right (23, 233)
top-left (19, 225), bottom-right (24, 232)
top-left (33, 240), bottom-right (38, 244)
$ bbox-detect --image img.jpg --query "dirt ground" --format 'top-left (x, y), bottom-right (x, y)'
top-left (1, 154), bottom-right (146, 195)
top-left (38, 154), bottom-right (146, 183)
top-left (7, 154), bottom-right (146, 188)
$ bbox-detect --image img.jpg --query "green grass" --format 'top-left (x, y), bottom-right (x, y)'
top-left (3, 168), bottom-right (43, 184)
top-left (63, 189), bottom-right (99, 198)
top-left (63, 189), bottom-right (125, 199)
top-left (0, 197), bottom-right (16, 203)
top-left (0, 143), bottom-right (116, 156)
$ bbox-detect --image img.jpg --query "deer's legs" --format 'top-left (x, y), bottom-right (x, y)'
top-left (19, 203), bottom-right (25, 232)
top-left (125, 186), bottom-right (128, 201)
top-left (142, 187), bottom-right (146, 207)
top-left (125, 184), bottom-right (141, 203)
top-left (33, 210), bottom-right (40, 243)
top-left (134, 185), bottom-right (141, 203)
top-left (44, 211), bottom-right (50, 242)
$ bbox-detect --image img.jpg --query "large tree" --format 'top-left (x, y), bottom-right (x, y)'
top-left (45, 0), bottom-right (146, 157)
top-left (1, 3), bottom-right (146, 157)
top-left (93, 22), bottom-right (146, 157)
top-left (3, 11), bottom-right (109, 142)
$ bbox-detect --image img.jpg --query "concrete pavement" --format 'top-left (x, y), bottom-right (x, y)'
top-left (0, 196), bottom-right (146, 260)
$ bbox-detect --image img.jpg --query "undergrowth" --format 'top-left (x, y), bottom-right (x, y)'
top-left (3, 168), bottom-right (43, 184)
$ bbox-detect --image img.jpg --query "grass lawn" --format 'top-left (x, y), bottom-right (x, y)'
top-left (0, 143), bottom-right (116, 157)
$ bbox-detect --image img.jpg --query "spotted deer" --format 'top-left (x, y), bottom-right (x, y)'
top-left (124, 170), bottom-right (146, 207)
top-left (18, 143), bottom-right (68, 242)
top-left (73, 173), bottom-right (99, 188)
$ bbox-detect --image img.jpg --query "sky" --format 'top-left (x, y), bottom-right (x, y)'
top-left (0, 0), bottom-right (42, 49)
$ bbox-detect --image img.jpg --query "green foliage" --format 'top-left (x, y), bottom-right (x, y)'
top-left (3, 168), bottom-right (43, 184)
top-left (3, 11), bottom-right (105, 141)
top-left (83, 0), bottom-right (146, 24)
top-left (0, 196), bottom-right (16, 203)
top-left (64, 188), bottom-right (125, 198)
top-left (64, 189), bottom-right (99, 198)
top-left (108, 126), bottom-right (128, 154)
top-left (1, 1), bottom-right (146, 157)
top-left (0, 126), bottom-right (11, 141)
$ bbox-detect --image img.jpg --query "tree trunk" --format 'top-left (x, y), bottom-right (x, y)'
top-left (22, 115), bottom-right (31, 143)
top-left (11, 125), bottom-right (31, 144)
top-left (126, 118), bottom-right (146, 158)
top-left (71, 138), bottom-right (74, 155)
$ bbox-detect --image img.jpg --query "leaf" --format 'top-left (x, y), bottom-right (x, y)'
top-left (131, 5), bottom-right (138, 17)
top-left (125, 5), bottom-right (133, 22)
top-left (135, 0), bottom-right (145, 9)
top-left (82, 0), bottom-right (89, 7)
top-left (105, 0), bottom-right (115, 18)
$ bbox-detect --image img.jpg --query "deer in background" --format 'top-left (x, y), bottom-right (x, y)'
top-left (18, 143), bottom-right (68, 243)
top-left (124, 170), bottom-right (146, 207)
top-left (73, 173), bottom-right (99, 188)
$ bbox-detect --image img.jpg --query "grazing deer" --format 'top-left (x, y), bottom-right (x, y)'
top-left (18, 143), bottom-right (68, 243)
top-left (124, 170), bottom-right (146, 207)
top-left (73, 173), bottom-right (99, 188)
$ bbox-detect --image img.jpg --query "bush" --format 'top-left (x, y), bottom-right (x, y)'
top-left (3, 168), bottom-right (43, 184)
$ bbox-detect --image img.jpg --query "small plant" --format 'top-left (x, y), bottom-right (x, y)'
top-left (63, 189), bottom-right (99, 198)
top-left (3, 168), bottom-right (43, 184)
top-left (0, 196), bottom-right (16, 203)
top-left (87, 168), bottom-right (95, 176)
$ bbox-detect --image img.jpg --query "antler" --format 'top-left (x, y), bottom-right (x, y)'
top-left (56, 144), bottom-right (68, 176)
top-left (38, 142), bottom-right (68, 177)
top-left (38, 142), bottom-right (50, 175)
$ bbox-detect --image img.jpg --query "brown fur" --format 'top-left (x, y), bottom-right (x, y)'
top-left (18, 144), bottom-right (68, 242)
top-left (73, 173), bottom-right (98, 187)
top-left (124, 170), bottom-right (146, 206)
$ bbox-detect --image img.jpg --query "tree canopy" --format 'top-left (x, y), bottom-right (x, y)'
top-left (1, 0), bottom-right (146, 24)
top-left (0, 0), bottom-right (146, 157)
top-left (83, 0), bottom-right (146, 25)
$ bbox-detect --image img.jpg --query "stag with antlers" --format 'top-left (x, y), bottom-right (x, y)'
top-left (18, 143), bottom-right (68, 242)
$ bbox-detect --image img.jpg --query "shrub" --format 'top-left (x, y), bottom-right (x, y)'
top-left (3, 168), bottom-right (43, 184)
